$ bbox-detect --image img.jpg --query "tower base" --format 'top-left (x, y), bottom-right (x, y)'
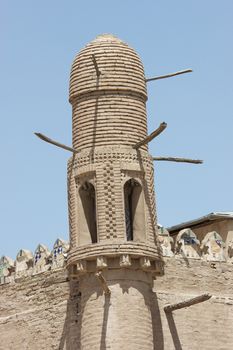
top-left (78, 268), bottom-right (158, 350)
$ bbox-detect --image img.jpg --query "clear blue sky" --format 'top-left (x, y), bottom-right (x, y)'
top-left (1, 1), bottom-right (233, 258)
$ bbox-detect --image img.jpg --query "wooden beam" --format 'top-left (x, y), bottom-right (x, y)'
top-left (95, 272), bottom-right (111, 295)
top-left (34, 132), bottom-right (77, 153)
top-left (153, 157), bottom-right (203, 164)
top-left (146, 69), bottom-right (192, 83)
top-left (91, 54), bottom-right (101, 77)
top-left (164, 293), bottom-right (211, 313)
top-left (133, 122), bottom-right (167, 149)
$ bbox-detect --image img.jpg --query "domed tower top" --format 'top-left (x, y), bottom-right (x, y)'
top-left (69, 34), bottom-right (148, 151)
top-left (69, 34), bottom-right (147, 101)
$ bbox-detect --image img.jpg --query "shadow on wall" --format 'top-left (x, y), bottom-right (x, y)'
top-left (58, 278), bottom-right (179, 350)
top-left (89, 77), bottom-right (100, 161)
top-left (152, 292), bottom-right (183, 350)
top-left (70, 276), bottom-right (166, 350)
top-left (136, 150), bottom-right (161, 251)
top-left (151, 291), bottom-right (164, 350)
top-left (165, 312), bottom-right (183, 350)
top-left (59, 279), bottom-right (80, 350)
top-left (100, 294), bottom-right (111, 349)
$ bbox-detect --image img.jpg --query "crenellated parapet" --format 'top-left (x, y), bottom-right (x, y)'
top-left (158, 226), bottom-right (231, 263)
top-left (0, 256), bottom-right (15, 284)
top-left (0, 238), bottom-right (69, 285)
top-left (157, 225), bottom-right (174, 257)
top-left (200, 231), bottom-right (226, 262)
top-left (175, 228), bottom-right (201, 259)
top-left (52, 238), bottom-right (69, 269)
top-left (158, 227), bottom-right (233, 263)
top-left (1, 225), bottom-right (232, 287)
top-left (33, 244), bottom-right (51, 274)
top-left (16, 249), bottom-right (33, 278)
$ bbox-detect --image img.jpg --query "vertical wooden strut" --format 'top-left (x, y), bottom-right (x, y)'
top-left (95, 272), bottom-right (111, 295)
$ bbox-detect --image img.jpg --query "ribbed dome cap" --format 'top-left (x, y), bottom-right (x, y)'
top-left (69, 34), bottom-right (147, 102)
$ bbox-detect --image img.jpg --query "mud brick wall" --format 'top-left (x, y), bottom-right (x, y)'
top-left (0, 270), bottom-right (79, 350)
top-left (1, 259), bottom-right (233, 350)
top-left (153, 257), bottom-right (233, 350)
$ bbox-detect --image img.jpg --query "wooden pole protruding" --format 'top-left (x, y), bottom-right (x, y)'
top-left (133, 122), bottom-right (167, 149)
top-left (91, 54), bottom-right (101, 77)
top-left (95, 272), bottom-right (111, 295)
top-left (146, 69), bottom-right (192, 83)
top-left (34, 133), bottom-right (77, 153)
top-left (164, 293), bottom-right (211, 313)
top-left (153, 157), bottom-right (203, 164)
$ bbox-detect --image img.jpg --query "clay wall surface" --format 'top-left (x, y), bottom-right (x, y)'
top-left (154, 257), bottom-right (233, 350)
top-left (0, 258), bottom-right (232, 349)
top-left (0, 269), bottom-right (79, 350)
top-left (78, 270), bottom-right (155, 350)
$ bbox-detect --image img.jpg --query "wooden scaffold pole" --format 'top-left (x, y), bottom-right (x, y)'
top-left (164, 293), bottom-right (212, 313)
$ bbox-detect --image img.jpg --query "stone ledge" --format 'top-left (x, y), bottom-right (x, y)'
top-left (68, 242), bottom-right (163, 277)
top-left (69, 255), bottom-right (164, 278)
top-left (68, 242), bottom-right (161, 261)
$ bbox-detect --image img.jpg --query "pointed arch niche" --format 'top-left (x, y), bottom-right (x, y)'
top-left (78, 180), bottom-right (97, 245)
top-left (123, 178), bottom-right (146, 242)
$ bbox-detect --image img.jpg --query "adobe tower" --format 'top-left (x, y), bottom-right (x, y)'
top-left (67, 34), bottom-right (163, 349)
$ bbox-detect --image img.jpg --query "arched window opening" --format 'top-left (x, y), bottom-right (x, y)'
top-left (79, 182), bottom-right (97, 245)
top-left (124, 179), bottom-right (145, 242)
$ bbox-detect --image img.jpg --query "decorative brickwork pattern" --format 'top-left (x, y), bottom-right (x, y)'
top-left (144, 157), bottom-right (158, 245)
top-left (69, 148), bottom-right (158, 247)
top-left (73, 147), bottom-right (151, 168)
top-left (67, 157), bottom-right (77, 249)
top-left (102, 162), bottom-right (117, 238)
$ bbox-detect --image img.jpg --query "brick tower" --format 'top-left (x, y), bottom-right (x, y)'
top-left (67, 34), bottom-right (163, 349)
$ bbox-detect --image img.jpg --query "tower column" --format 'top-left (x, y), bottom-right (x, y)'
top-left (67, 34), bottom-right (163, 350)
top-left (79, 269), bottom-right (155, 350)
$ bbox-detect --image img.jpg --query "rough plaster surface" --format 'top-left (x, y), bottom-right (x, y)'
top-left (78, 270), bottom-right (155, 350)
top-left (0, 259), bottom-right (233, 349)
top-left (154, 258), bottom-right (233, 350)
top-left (0, 270), bottom-right (79, 350)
